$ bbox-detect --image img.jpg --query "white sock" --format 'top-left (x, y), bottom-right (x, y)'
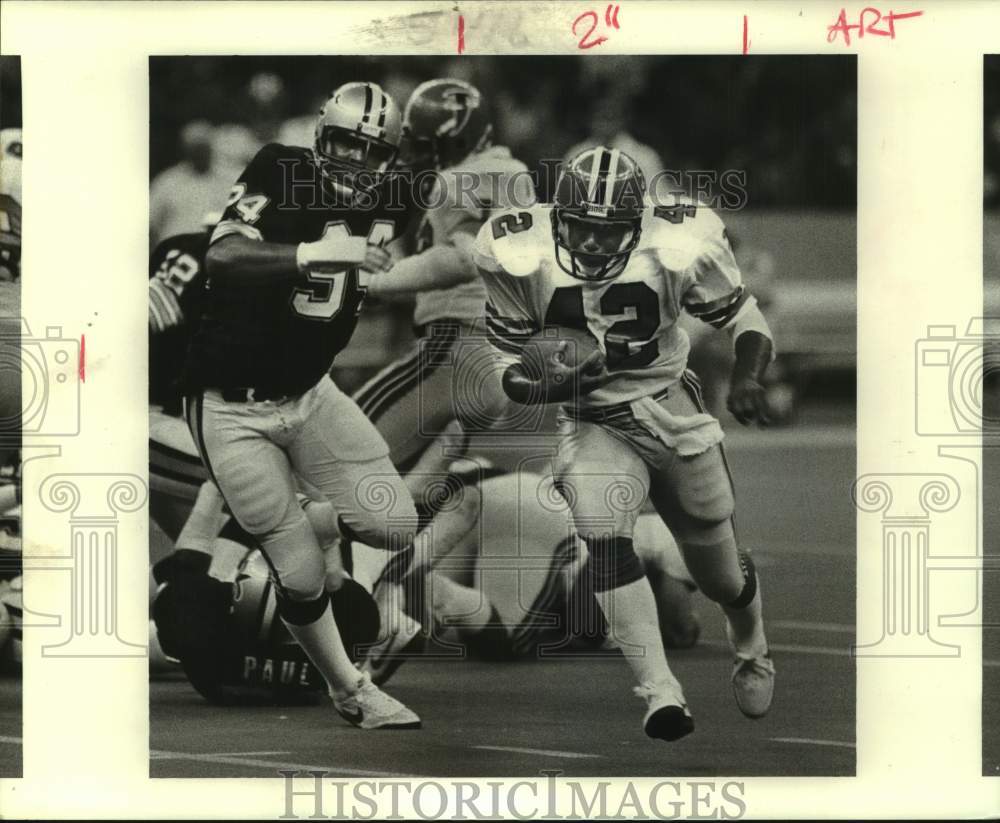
top-left (722, 586), bottom-right (768, 659)
top-left (282, 603), bottom-right (362, 695)
top-left (207, 537), bottom-right (251, 582)
top-left (595, 577), bottom-right (677, 687)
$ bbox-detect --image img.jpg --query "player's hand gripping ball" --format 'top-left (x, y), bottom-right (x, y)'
top-left (521, 327), bottom-right (609, 399)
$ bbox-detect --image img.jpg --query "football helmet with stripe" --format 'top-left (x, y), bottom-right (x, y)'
top-left (551, 147), bottom-right (646, 283)
top-left (401, 78), bottom-right (493, 172)
top-left (313, 82), bottom-right (403, 191)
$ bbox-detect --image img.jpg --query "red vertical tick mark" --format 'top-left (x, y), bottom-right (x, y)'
top-left (79, 335), bottom-right (86, 383)
top-left (743, 15), bottom-right (750, 54)
top-left (458, 14), bottom-right (465, 54)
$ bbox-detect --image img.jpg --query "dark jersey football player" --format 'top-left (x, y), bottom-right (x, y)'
top-left (178, 81), bottom-right (423, 730)
top-left (149, 229), bottom-right (210, 414)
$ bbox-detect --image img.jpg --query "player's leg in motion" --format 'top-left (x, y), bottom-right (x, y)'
top-left (187, 389), bottom-right (420, 730)
top-left (646, 384), bottom-right (773, 718)
top-left (632, 512), bottom-right (702, 649)
top-left (553, 419), bottom-right (693, 741)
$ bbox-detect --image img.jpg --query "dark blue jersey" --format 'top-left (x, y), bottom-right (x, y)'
top-left (181, 143), bottom-right (417, 396)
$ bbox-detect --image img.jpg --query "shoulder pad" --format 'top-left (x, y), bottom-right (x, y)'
top-left (644, 202), bottom-right (728, 270)
top-left (473, 206), bottom-right (548, 278)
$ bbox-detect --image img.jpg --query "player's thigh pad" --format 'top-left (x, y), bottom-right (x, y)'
top-left (293, 380), bottom-right (418, 548)
top-left (256, 514), bottom-right (327, 603)
top-left (552, 417), bottom-right (649, 540)
top-left (651, 445), bottom-right (735, 542)
top-left (189, 397), bottom-right (300, 536)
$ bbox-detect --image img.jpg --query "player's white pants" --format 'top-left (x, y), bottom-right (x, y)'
top-left (185, 376), bottom-right (417, 602)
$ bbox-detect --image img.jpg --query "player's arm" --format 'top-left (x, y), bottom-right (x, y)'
top-left (681, 216), bottom-right (774, 425)
top-left (366, 231), bottom-right (476, 299)
top-left (367, 171), bottom-right (493, 299)
top-left (205, 146), bottom-right (386, 285)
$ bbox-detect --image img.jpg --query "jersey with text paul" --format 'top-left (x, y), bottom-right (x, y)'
top-left (181, 143), bottom-right (417, 396)
top-left (412, 145), bottom-right (535, 328)
top-left (473, 200), bottom-right (749, 410)
top-left (149, 231), bottom-right (210, 411)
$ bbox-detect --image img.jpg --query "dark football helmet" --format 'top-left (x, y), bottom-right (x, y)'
top-left (401, 78), bottom-right (493, 172)
top-left (313, 81), bottom-right (402, 193)
top-left (551, 147), bottom-right (646, 283)
top-left (153, 550), bottom-right (380, 706)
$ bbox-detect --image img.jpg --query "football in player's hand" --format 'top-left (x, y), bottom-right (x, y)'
top-left (521, 326), bottom-right (604, 385)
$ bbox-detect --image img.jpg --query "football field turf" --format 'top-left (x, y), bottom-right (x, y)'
top-left (150, 422), bottom-right (859, 778)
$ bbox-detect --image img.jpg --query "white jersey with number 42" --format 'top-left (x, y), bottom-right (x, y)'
top-left (473, 200), bottom-right (754, 410)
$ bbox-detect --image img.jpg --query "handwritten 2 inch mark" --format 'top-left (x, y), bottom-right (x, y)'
top-left (827, 7), bottom-right (923, 46)
top-left (573, 4), bottom-right (621, 50)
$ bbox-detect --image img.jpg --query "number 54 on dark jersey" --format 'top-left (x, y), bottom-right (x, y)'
top-left (181, 143), bottom-right (418, 397)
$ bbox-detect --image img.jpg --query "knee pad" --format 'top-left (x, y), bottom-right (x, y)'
top-left (275, 591), bottom-right (329, 626)
top-left (256, 517), bottom-right (326, 603)
top-left (583, 535), bottom-right (645, 593)
top-left (729, 550), bottom-right (758, 609)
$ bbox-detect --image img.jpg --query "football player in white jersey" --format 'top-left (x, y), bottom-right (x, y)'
top-left (474, 147), bottom-right (775, 741)
top-left (348, 79), bottom-right (538, 677)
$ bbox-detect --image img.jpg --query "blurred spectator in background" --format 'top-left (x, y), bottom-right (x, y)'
top-left (278, 93), bottom-right (327, 149)
top-left (213, 123), bottom-right (261, 180)
top-left (149, 121), bottom-right (233, 248)
top-left (245, 71), bottom-right (289, 144)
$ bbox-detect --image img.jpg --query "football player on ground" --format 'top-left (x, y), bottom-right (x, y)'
top-left (178, 81), bottom-right (426, 731)
top-left (474, 147), bottom-right (775, 742)
top-left (344, 79), bottom-right (537, 675)
top-left (418, 468), bottom-right (700, 664)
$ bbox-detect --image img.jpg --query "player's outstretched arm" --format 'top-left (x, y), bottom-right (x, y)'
top-left (206, 235), bottom-right (302, 284)
top-left (207, 232), bottom-right (374, 284)
top-left (367, 234), bottom-right (476, 299)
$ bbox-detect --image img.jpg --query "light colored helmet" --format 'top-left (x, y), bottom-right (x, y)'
top-left (313, 82), bottom-right (402, 189)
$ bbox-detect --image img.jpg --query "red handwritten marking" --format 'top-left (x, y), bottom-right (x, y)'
top-left (458, 14), bottom-right (465, 54)
top-left (827, 7), bottom-right (923, 46)
top-left (743, 15), bottom-right (750, 54)
top-left (574, 5), bottom-right (620, 49)
top-left (79, 335), bottom-right (85, 383)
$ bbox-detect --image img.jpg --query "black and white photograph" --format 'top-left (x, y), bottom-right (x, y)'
top-left (146, 53), bottom-right (857, 779)
top-left (982, 53), bottom-right (1000, 778)
top-left (0, 53), bottom-right (23, 779)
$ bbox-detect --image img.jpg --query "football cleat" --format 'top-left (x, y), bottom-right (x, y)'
top-left (332, 671), bottom-right (421, 730)
top-left (634, 676), bottom-right (694, 742)
top-left (731, 652), bottom-right (775, 719)
top-left (360, 610), bottom-right (425, 686)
